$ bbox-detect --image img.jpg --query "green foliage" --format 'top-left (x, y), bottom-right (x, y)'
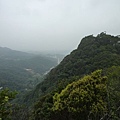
top-left (104, 66), bottom-right (120, 119)
top-left (32, 76), bottom-right (80, 120)
top-left (29, 66), bottom-right (120, 120)
top-left (32, 93), bottom-right (54, 120)
top-left (11, 104), bottom-right (31, 120)
top-left (52, 70), bottom-right (107, 120)
top-left (32, 70), bottom-right (108, 120)
top-left (0, 88), bottom-right (17, 120)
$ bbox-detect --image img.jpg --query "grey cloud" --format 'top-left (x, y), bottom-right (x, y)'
top-left (0, 0), bottom-right (120, 52)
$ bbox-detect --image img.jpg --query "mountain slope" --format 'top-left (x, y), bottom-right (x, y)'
top-left (24, 33), bottom-right (120, 103)
top-left (0, 47), bottom-right (33, 59)
top-left (0, 48), bottom-right (58, 94)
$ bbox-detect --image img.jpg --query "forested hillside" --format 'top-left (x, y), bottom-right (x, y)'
top-left (1, 33), bottom-right (120, 120)
top-left (0, 47), bottom-right (58, 94)
top-left (29, 33), bottom-right (120, 120)
top-left (32, 66), bottom-right (120, 120)
top-left (23, 33), bottom-right (120, 104)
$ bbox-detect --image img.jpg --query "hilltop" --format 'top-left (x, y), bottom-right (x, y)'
top-left (22, 33), bottom-right (120, 104)
top-left (28, 33), bottom-right (120, 120)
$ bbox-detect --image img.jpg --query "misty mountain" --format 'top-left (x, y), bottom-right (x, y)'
top-left (0, 47), bottom-right (34, 60)
top-left (28, 33), bottom-right (120, 120)
top-left (0, 47), bottom-right (59, 73)
top-left (0, 47), bottom-right (59, 93)
top-left (23, 32), bottom-right (120, 104)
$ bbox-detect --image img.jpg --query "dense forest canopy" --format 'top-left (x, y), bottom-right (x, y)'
top-left (31, 66), bottom-right (120, 120)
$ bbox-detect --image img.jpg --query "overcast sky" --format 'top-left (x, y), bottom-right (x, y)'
top-left (0, 0), bottom-right (120, 52)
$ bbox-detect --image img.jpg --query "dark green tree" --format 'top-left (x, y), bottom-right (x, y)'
top-left (0, 88), bottom-right (17, 120)
top-left (105, 66), bottom-right (120, 119)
